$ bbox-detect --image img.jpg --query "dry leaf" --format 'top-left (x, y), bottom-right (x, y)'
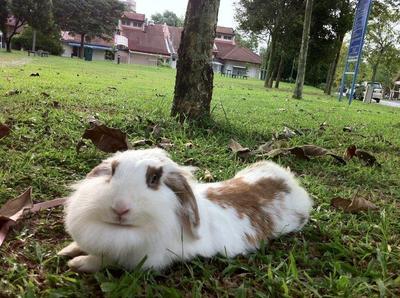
top-left (30, 72), bottom-right (40, 77)
top-left (344, 145), bottom-right (380, 166)
top-left (228, 139), bottom-right (251, 159)
top-left (344, 145), bottom-right (357, 160)
top-left (41, 92), bottom-right (50, 97)
top-left (157, 138), bottom-right (173, 150)
top-left (52, 101), bottom-right (60, 108)
top-left (0, 124), bottom-right (11, 139)
top-left (185, 142), bottom-right (194, 149)
top-left (331, 197), bottom-right (378, 213)
top-left (5, 89), bottom-right (20, 96)
top-left (151, 124), bottom-right (162, 138)
top-left (203, 169), bottom-right (214, 182)
top-left (82, 124), bottom-right (130, 153)
top-left (0, 187), bottom-right (33, 220)
top-left (343, 126), bottom-right (353, 132)
top-left (131, 139), bottom-right (153, 148)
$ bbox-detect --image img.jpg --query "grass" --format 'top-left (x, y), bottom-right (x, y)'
top-left (1, 50), bottom-right (400, 297)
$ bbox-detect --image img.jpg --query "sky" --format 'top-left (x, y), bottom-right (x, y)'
top-left (136, 0), bottom-right (238, 28)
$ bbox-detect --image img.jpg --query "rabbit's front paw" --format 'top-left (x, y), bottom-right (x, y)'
top-left (58, 241), bottom-right (85, 258)
top-left (68, 255), bottom-right (102, 273)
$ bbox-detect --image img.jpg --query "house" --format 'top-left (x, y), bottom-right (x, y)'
top-left (60, 10), bottom-right (262, 78)
top-left (0, 17), bottom-right (26, 49)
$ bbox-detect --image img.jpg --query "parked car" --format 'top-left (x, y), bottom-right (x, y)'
top-left (354, 82), bottom-right (383, 103)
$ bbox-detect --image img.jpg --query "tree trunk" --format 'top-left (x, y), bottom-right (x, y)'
top-left (274, 54), bottom-right (284, 89)
top-left (6, 37), bottom-right (11, 52)
top-left (324, 34), bottom-right (344, 95)
top-left (268, 59), bottom-right (278, 88)
top-left (371, 62), bottom-right (379, 82)
top-left (264, 30), bottom-right (277, 88)
top-left (79, 33), bottom-right (85, 59)
top-left (293, 0), bottom-right (313, 99)
top-left (289, 57), bottom-right (296, 82)
top-left (32, 30), bottom-right (37, 52)
top-left (171, 0), bottom-right (220, 122)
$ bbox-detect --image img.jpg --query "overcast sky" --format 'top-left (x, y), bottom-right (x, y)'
top-left (136, 0), bottom-right (238, 28)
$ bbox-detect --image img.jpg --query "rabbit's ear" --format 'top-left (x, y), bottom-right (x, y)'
top-left (87, 160), bottom-right (119, 178)
top-left (165, 171), bottom-right (200, 239)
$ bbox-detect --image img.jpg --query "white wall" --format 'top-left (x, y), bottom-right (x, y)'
top-left (92, 49), bottom-right (106, 61)
top-left (62, 44), bottom-right (72, 57)
top-left (223, 60), bottom-right (260, 78)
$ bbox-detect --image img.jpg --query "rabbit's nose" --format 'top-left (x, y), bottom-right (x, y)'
top-left (112, 207), bottom-right (130, 216)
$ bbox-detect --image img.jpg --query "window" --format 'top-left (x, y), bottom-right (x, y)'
top-left (223, 35), bottom-right (232, 40)
top-left (216, 34), bottom-right (222, 39)
top-left (133, 21), bottom-right (142, 27)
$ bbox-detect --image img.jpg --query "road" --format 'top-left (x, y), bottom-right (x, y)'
top-left (379, 100), bottom-right (400, 108)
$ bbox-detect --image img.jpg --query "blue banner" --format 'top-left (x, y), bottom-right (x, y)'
top-left (339, 0), bottom-right (373, 103)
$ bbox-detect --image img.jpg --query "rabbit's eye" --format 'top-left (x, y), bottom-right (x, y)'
top-left (146, 166), bottom-right (163, 190)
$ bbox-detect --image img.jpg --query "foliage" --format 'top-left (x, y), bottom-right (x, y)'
top-left (1, 51), bottom-right (400, 297)
top-left (12, 26), bottom-right (63, 55)
top-left (235, 31), bottom-right (259, 52)
top-left (0, 0), bottom-right (53, 52)
top-left (364, 0), bottom-right (400, 83)
top-left (151, 10), bottom-right (184, 27)
top-left (53, 0), bottom-right (124, 57)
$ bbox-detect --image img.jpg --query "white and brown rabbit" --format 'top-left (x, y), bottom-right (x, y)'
top-left (58, 148), bottom-right (313, 272)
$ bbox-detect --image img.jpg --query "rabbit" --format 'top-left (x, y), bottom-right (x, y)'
top-left (58, 148), bottom-right (313, 273)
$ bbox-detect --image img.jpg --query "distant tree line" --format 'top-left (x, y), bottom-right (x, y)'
top-left (236, 0), bottom-right (400, 93)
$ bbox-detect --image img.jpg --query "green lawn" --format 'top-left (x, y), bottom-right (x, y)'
top-left (1, 50), bottom-right (399, 297)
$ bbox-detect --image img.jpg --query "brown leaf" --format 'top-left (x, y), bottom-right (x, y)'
top-left (228, 139), bottom-right (251, 159)
top-left (344, 145), bottom-right (357, 160)
top-left (0, 187), bottom-right (33, 220)
top-left (87, 115), bottom-right (101, 127)
top-left (331, 197), bottom-right (379, 213)
top-left (82, 124), bottom-right (130, 153)
top-left (157, 138), bottom-right (173, 150)
top-left (131, 139), bottom-right (153, 148)
top-left (290, 145), bottom-right (346, 164)
top-left (185, 142), bottom-right (194, 149)
top-left (355, 150), bottom-right (380, 166)
top-left (0, 124), bottom-right (11, 139)
top-left (41, 92), bottom-right (50, 97)
top-left (52, 101), bottom-right (60, 109)
top-left (264, 148), bottom-right (290, 158)
top-left (30, 72), bottom-right (40, 77)
top-left (343, 126), bottom-right (353, 132)
top-left (203, 169), bottom-right (214, 182)
top-left (151, 124), bottom-right (162, 138)
top-left (5, 89), bottom-right (20, 96)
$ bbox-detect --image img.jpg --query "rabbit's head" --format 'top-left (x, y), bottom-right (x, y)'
top-left (65, 148), bottom-right (200, 251)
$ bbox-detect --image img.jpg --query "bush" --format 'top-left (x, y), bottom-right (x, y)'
top-left (12, 27), bottom-right (64, 55)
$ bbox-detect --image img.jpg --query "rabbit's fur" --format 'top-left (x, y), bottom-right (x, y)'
top-left (59, 148), bottom-right (312, 272)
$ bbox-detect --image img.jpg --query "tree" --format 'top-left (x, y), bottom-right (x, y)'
top-left (0, 0), bottom-right (53, 52)
top-left (235, 31), bottom-right (259, 52)
top-left (151, 10), bottom-right (184, 27)
top-left (172, 0), bottom-right (220, 122)
top-left (364, 1), bottom-right (400, 82)
top-left (293, 0), bottom-right (313, 99)
top-left (53, 0), bottom-right (124, 59)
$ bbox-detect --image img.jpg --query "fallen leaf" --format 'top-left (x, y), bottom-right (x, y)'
top-left (185, 142), bottom-right (194, 149)
top-left (151, 124), bottom-right (162, 138)
top-left (344, 145), bottom-right (357, 160)
top-left (355, 150), bottom-right (380, 166)
top-left (343, 126), bottom-right (353, 132)
top-left (87, 115), bottom-right (101, 127)
top-left (0, 124), bottom-right (11, 139)
top-left (82, 124), bottom-right (130, 153)
top-left (5, 89), bottom-right (20, 96)
top-left (344, 145), bottom-right (380, 166)
top-left (331, 196), bottom-right (378, 213)
top-left (52, 101), bottom-right (60, 108)
top-left (41, 92), bottom-right (50, 97)
top-left (157, 138), bottom-right (173, 150)
top-left (131, 139), bottom-right (153, 148)
top-left (0, 187), bottom-right (33, 220)
top-left (30, 72), bottom-right (40, 77)
top-left (228, 139), bottom-right (251, 159)
top-left (203, 169), bottom-right (214, 182)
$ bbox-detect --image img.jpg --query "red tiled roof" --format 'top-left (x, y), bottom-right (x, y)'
top-left (215, 40), bottom-right (261, 64)
top-left (216, 26), bottom-right (234, 35)
top-left (122, 11), bottom-right (145, 22)
top-left (121, 24), bottom-right (170, 56)
top-left (61, 32), bottom-right (113, 47)
top-left (168, 26), bottom-right (183, 53)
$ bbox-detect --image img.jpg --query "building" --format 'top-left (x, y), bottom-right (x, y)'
top-left (60, 10), bottom-right (262, 78)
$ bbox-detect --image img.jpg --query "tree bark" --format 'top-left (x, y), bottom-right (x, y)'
top-left (324, 34), bottom-right (344, 95)
top-left (274, 54), bottom-right (284, 89)
top-left (264, 30), bottom-right (277, 88)
top-left (293, 0), bottom-right (313, 99)
top-left (32, 30), bottom-right (37, 51)
top-left (371, 62), bottom-right (379, 82)
top-left (171, 0), bottom-right (220, 122)
top-left (79, 33), bottom-right (85, 59)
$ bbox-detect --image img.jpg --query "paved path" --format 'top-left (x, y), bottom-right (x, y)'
top-left (379, 100), bottom-right (400, 108)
